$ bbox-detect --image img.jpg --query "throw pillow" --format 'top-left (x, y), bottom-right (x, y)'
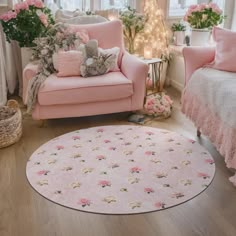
top-left (56, 50), bottom-right (83, 77)
top-left (80, 53), bottom-right (117, 77)
top-left (99, 47), bottom-right (120, 72)
top-left (80, 39), bottom-right (117, 77)
top-left (207, 27), bottom-right (236, 72)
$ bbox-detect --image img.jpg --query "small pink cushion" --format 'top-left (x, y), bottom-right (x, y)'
top-left (56, 51), bottom-right (83, 77)
top-left (209, 27), bottom-right (236, 72)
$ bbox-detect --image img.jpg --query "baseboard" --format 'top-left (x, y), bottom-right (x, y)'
top-left (170, 80), bottom-right (184, 92)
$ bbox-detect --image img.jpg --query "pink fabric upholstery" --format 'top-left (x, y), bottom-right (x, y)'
top-left (23, 20), bottom-right (148, 121)
top-left (208, 27), bottom-right (236, 72)
top-left (182, 47), bottom-right (236, 186)
top-left (182, 92), bottom-right (236, 186)
top-left (38, 72), bottom-right (133, 105)
top-left (67, 20), bottom-right (125, 67)
top-left (56, 51), bottom-right (83, 77)
top-left (23, 63), bottom-right (38, 104)
top-left (183, 46), bottom-right (215, 85)
top-left (121, 52), bottom-right (149, 110)
top-left (32, 98), bottom-right (132, 120)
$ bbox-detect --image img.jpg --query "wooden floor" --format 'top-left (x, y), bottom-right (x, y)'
top-left (0, 87), bottom-right (236, 236)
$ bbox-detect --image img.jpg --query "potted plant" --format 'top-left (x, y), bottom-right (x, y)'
top-left (119, 6), bottom-right (146, 54)
top-left (184, 2), bottom-right (224, 46)
top-left (0, 0), bottom-right (54, 68)
top-left (171, 21), bottom-right (186, 46)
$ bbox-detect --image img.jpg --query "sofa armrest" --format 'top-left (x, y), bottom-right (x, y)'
top-left (23, 63), bottom-right (39, 105)
top-left (183, 46), bottom-right (215, 86)
top-left (121, 52), bottom-right (149, 110)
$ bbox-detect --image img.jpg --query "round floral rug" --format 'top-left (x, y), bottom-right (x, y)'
top-left (26, 125), bottom-right (215, 214)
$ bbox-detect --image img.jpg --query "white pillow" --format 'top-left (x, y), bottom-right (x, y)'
top-left (99, 47), bottom-right (120, 72)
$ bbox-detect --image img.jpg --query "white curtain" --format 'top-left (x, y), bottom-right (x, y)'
top-left (0, 27), bottom-right (7, 106)
top-left (231, 1), bottom-right (236, 30)
top-left (0, 0), bottom-right (22, 106)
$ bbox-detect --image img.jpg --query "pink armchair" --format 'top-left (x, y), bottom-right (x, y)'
top-left (23, 20), bottom-right (149, 120)
top-left (182, 46), bottom-right (236, 186)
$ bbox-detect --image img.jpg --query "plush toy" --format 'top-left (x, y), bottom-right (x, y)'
top-left (81, 39), bottom-right (116, 77)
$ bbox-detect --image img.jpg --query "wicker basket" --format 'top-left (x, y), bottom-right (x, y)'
top-left (0, 100), bottom-right (22, 148)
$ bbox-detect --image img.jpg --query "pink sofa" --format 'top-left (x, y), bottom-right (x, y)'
top-left (23, 20), bottom-right (149, 120)
top-left (182, 46), bottom-right (236, 186)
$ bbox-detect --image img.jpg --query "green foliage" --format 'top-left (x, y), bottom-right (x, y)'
top-left (187, 8), bottom-right (224, 29)
top-left (0, 5), bottom-right (54, 47)
top-left (119, 6), bottom-right (146, 53)
top-left (171, 22), bottom-right (186, 32)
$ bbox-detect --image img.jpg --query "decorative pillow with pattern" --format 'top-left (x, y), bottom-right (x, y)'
top-left (80, 39), bottom-right (117, 77)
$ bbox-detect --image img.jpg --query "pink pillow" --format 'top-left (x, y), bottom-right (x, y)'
top-left (56, 51), bottom-right (83, 77)
top-left (208, 27), bottom-right (236, 72)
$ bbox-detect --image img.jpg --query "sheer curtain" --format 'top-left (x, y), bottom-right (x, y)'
top-left (0, 2), bottom-right (21, 106)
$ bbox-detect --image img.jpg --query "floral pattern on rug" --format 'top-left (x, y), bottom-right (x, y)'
top-left (26, 125), bottom-right (215, 214)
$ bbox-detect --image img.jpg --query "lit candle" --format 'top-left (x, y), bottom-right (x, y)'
top-left (108, 9), bottom-right (119, 21)
top-left (144, 46), bottom-right (153, 59)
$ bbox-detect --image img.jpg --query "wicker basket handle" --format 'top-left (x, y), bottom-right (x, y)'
top-left (7, 100), bottom-right (19, 109)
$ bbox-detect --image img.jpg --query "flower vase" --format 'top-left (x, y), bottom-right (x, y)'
top-left (21, 47), bottom-right (32, 70)
top-left (191, 29), bottom-right (210, 46)
top-left (174, 31), bottom-right (185, 46)
top-left (128, 40), bottom-right (135, 54)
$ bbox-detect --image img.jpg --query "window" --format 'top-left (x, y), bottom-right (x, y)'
top-left (58, 0), bottom-right (91, 11)
top-left (51, 0), bottom-right (136, 11)
top-left (167, 0), bottom-right (225, 18)
top-left (101, 0), bottom-right (129, 10)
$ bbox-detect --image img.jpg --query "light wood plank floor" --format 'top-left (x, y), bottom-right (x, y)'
top-left (0, 87), bottom-right (236, 236)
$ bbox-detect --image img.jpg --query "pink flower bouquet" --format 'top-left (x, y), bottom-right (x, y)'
top-left (0, 0), bottom-right (54, 47)
top-left (144, 92), bottom-right (173, 119)
top-left (184, 3), bottom-right (224, 29)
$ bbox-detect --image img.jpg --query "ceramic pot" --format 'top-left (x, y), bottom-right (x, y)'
top-left (21, 47), bottom-right (32, 70)
top-left (174, 31), bottom-right (185, 46)
top-left (191, 29), bottom-right (210, 46)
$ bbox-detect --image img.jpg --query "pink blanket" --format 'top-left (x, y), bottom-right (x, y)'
top-left (182, 91), bottom-right (236, 186)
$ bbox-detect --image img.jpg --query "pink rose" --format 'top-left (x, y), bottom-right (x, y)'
top-left (37, 170), bottom-right (49, 176)
top-left (56, 145), bottom-right (64, 150)
top-left (130, 166), bottom-right (141, 173)
top-left (155, 201), bottom-right (165, 209)
top-left (97, 128), bottom-right (104, 133)
top-left (98, 180), bottom-right (111, 187)
top-left (96, 155), bottom-right (106, 160)
top-left (0, 11), bottom-right (17, 22)
top-left (72, 136), bottom-right (80, 140)
top-left (146, 131), bottom-right (154, 135)
top-left (14, 2), bottom-right (29, 13)
top-left (104, 140), bottom-right (111, 143)
top-left (27, 0), bottom-right (44, 8)
top-left (144, 187), bottom-right (154, 194)
top-left (78, 198), bottom-right (91, 207)
top-left (189, 4), bottom-right (198, 10)
top-left (39, 13), bottom-right (48, 27)
top-left (208, 3), bottom-right (222, 14)
top-left (197, 172), bottom-right (210, 179)
top-left (205, 159), bottom-right (215, 165)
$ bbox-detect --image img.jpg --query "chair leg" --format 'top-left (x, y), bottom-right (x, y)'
top-left (38, 119), bottom-right (47, 128)
top-left (197, 129), bottom-right (201, 137)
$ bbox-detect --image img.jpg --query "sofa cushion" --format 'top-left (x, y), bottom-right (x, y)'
top-left (38, 72), bottom-right (133, 106)
top-left (208, 27), bottom-right (236, 72)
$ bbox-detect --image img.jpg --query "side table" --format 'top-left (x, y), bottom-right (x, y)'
top-left (142, 58), bottom-right (162, 96)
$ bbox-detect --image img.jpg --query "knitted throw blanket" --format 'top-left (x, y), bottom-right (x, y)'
top-left (26, 73), bottom-right (48, 113)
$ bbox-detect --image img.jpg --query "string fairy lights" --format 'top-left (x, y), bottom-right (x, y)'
top-left (135, 0), bottom-right (169, 59)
